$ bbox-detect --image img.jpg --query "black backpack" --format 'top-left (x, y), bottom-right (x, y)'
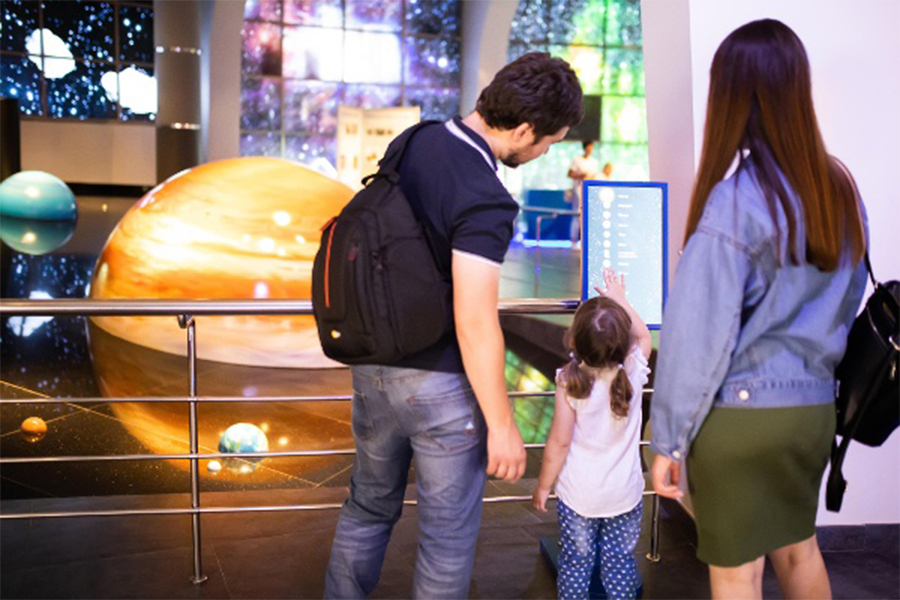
top-left (311, 121), bottom-right (452, 365)
top-left (826, 254), bottom-right (899, 511)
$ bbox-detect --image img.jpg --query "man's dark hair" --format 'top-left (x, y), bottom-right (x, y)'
top-left (582, 139), bottom-right (594, 150)
top-left (475, 52), bottom-right (584, 140)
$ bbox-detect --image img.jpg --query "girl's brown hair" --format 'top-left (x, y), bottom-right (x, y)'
top-left (686, 19), bottom-right (864, 270)
top-left (561, 297), bottom-right (633, 418)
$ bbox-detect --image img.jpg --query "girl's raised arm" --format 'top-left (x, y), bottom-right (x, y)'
top-left (595, 268), bottom-right (652, 360)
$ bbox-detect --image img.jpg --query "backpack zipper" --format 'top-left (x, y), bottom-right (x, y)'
top-left (324, 220), bottom-right (337, 309)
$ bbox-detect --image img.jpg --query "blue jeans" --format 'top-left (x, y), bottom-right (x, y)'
top-left (557, 500), bottom-right (643, 600)
top-left (324, 365), bottom-right (488, 599)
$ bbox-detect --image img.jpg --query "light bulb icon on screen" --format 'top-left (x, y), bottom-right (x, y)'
top-left (600, 188), bottom-right (615, 208)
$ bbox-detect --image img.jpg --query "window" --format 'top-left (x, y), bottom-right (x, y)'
top-left (0, 0), bottom-right (156, 121)
top-left (240, 0), bottom-right (462, 175)
top-left (507, 0), bottom-right (649, 191)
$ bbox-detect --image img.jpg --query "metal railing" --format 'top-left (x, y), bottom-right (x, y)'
top-left (0, 298), bottom-right (661, 584)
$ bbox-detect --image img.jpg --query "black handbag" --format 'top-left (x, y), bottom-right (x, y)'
top-left (826, 254), bottom-right (899, 511)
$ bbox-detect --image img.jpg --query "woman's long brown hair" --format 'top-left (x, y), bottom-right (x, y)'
top-left (685, 19), bottom-right (864, 270)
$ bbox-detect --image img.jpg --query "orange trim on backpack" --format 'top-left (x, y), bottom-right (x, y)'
top-left (324, 221), bottom-right (336, 309)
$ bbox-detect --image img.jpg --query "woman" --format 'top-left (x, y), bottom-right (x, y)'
top-left (650, 19), bottom-right (867, 600)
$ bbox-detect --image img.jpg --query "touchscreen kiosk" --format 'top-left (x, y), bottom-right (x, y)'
top-left (581, 181), bottom-right (668, 329)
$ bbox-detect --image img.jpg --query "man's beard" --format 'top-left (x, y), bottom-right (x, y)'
top-left (500, 152), bottom-right (522, 169)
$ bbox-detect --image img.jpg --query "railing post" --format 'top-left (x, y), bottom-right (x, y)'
top-left (178, 314), bottom-right (207, 584)
top-left (646, 493), bottom-right (661, 562)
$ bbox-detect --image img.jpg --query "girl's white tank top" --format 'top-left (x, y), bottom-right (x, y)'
top-left (555, 345), bottom-right (650, 518)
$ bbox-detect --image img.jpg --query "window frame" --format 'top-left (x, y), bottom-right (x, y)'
top-left (0, 0), bottom-right (156, 122)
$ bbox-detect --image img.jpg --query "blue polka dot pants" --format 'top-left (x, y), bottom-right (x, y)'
top-left (557, 499), bottom-right (642, 600)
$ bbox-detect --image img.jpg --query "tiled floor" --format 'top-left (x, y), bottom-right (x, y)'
top-left (2, 484), bottom-right (897, 599)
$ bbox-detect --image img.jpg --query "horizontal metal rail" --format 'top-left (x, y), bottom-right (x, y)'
top-left (0, 491), bottom-right (659, 521)
top-left (0, 441), bottom-right (651, 465)
top-left (0, 389), bottom-right (654, 405)
top-left (520, 206), bottom-right (579, 216)
top-left (0, 297), bottom-right (581, 316)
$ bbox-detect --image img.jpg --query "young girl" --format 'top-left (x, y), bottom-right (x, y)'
top-left (533, 268), bottom-right (652, 600)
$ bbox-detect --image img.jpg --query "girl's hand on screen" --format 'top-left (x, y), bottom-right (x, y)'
top-left (595, 268), bottom-right (627, 305)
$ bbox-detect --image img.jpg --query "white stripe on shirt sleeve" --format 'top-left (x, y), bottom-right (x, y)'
top-left (452, 248), bottom-right (502, 268)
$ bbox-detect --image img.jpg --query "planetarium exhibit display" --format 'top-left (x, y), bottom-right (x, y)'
top-left (12, 1), bottom-right (897, 598)
top-left (1, 0), bottom-right (655, 501)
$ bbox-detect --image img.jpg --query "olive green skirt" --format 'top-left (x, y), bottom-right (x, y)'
top-left (686, 403), bottom-right (835, 567)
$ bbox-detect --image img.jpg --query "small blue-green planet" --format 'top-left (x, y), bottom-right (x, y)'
top-left (0, 171), bottom-right (77, 220)
top-left (218, 422), bottom-right (269, 474)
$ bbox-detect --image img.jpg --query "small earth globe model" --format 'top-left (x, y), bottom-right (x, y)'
top-left (218, 422), bottom-right (270, 474)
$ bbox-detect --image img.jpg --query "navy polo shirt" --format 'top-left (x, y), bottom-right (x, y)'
top-left (392, 116), bottom-right (519, 373)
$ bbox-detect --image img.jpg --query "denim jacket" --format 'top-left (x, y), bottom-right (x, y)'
top-left (650, 162), bottom-right (868, 461)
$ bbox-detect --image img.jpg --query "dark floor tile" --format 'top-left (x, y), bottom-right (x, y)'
top-left (865, 523), bottom-right (900, 559)
top-left (522, 520), bottom-right (564, 544)
top-left (0, 568), bottom-right (24, 598)
top-left (486, 479), bottom-right (555, 525)
top-left (6, 545), bottom-right (230, 600)
top-left (22, 513), bottom-right (193, 569)
top-left (469, 526), bottom-right (556, 600)
top-left (202, 505), bottom-right (340, 545)
top-left (638, 553), bottom-right (711, 600)
top-left (213, 527), bottom-right (338, 599)
top-left (818, 525), bottom-right (867, 552)
top-left (22, 491), bottom-right (187, 513)
top-left (824, 550), bottom-right (900, 600)
top-left (0, 518), bottom-right (32, 571)
top-left (2, 493), bottom-right (199, 570)
top-left (0, 496), bottom-right (32, 513)
top-left (482, 497), bottom-right (545, 530)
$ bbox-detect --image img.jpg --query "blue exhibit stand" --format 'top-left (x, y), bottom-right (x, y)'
top-left (522, 189), bottom-right (571, 241)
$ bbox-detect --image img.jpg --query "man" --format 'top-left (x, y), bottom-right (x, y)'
top-left (567, 139), bottom-right (600, 245)
top-left (325, 52), bottom-right (584, 600)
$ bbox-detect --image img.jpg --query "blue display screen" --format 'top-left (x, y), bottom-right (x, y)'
top-left (582, 181), bottom-right (668, 329)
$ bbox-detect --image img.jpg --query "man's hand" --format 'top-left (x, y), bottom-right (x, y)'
top-left (532, 485), bottom-right (551, 512)
top-left (486, 419), bottom-right (527, 482)
top-left (651, 454), bottom-right (684, 500)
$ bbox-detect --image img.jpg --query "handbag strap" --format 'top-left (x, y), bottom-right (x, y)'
top-left (864, 252), bottom-right (877, 289)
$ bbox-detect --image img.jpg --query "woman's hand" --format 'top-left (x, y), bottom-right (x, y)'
top-left (532, 486), bottom-right (551, 512)
top-left (651, 455), bottom-right (684, 500)
top-left (595, 268), bottom-right (627, 306)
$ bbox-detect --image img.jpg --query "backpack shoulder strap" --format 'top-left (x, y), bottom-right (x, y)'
top-left (377, 120), bottom-right (443, 176)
